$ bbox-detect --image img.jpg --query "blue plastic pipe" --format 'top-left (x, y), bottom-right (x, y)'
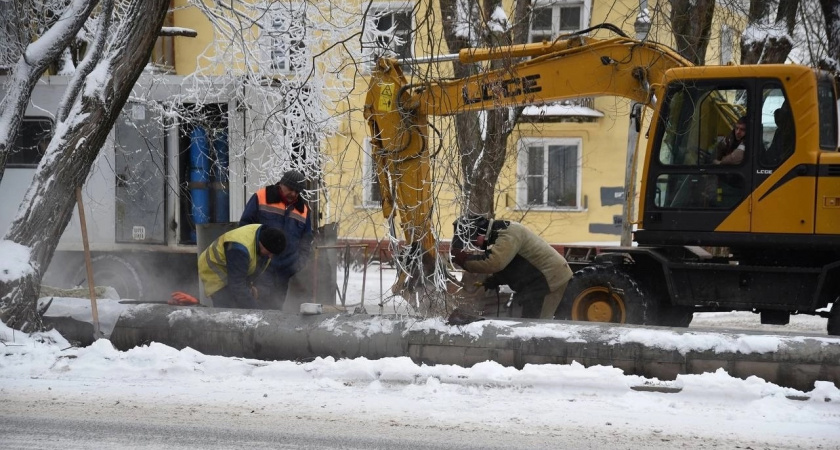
top-left (189, 127), bottom-right (211, 241)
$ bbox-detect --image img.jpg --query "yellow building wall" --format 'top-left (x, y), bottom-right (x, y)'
top-left (171, 0), bottom-right (217, 75)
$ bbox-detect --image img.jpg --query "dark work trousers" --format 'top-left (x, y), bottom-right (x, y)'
top-left (255, 266), bottom-right (293, 310)
top-left (210, 285), bottom-right (259, 309)
top-left (513, 284), bottom-right (550, 319)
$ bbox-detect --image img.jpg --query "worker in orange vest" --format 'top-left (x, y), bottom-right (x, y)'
top-left (239, 170), bottom-right (313, 309)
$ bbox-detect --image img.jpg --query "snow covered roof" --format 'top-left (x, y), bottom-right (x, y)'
top-left (521, 103), bottom-right (604, 117)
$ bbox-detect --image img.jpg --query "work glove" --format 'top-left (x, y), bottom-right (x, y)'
top-left (169, 291), bottom-right (199, 306)
top-left (481, 276), bottom-right (500, 290)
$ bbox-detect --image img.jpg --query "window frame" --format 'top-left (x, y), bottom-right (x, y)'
top-left (362, 138), bottom-right (384, 208)
top-left (516, 137), bottom-right (583, 211)
top-left (260, 3), bottom-right (307, 75)
top-left (528, 0), bottom-right (589, 43)
top-left (719, 25), bottom-right (734, 65)
top-left (363, 2), bottom-right (414, 72)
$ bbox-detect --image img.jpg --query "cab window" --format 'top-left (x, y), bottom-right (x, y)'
top-left (653, 82), bottom-right (749, 210)
top-left (657, 84), bottom-right (747, 166)
top-left (817, 74), bottom-right (838, 150)
top-left (758, 86), bottom-right (794, 167)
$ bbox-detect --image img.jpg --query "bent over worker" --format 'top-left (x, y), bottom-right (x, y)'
top-left (450, 215), bottom-right (573, 319)
top-left (198, 224), bottom-right (286, 309)
top-left (239, 170), bottom-right (314, 310)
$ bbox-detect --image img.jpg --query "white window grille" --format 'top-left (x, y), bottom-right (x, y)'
top-left (261, 4), bottom-right (306, 74)
top-left (363, 139), bottom-right (383, 207)
top-left (517, 137), bottom-right (582, 209)
top-left (528, 1), bottom-right (588, 43)
top-left (364, 3), bottom-right (413, 70)
top-left (720, 25), bottom-right (734, 65)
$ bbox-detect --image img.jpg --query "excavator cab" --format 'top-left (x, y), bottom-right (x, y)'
top-left (642, 80), bottom-right (751, 234)
top-left (637, 65), bottom-right (839, 249)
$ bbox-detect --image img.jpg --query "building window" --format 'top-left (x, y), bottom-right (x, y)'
top-left (365, 4), bottom-right (413, 69)
top-left (517, 138), bottom-right (581, 209)
top-left (720, 25), bottom-right (734, 65)
top-left (7, 118), bottom-right (53, 168)
top-left (262, 4), bottom-right (306, 73)
top-left (363, 139), bottom-right (383, 207)
top-left (529, 1), bottom-right (586, 43)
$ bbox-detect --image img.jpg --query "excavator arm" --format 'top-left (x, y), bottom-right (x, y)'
top-left (363, 25), bottom-right (691, 296)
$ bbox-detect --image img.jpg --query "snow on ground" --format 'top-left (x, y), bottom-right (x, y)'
top-left (1, 265), bottom-right (839, 448)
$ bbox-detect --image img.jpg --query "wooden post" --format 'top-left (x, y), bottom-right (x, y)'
top-left (75, 187), bottom-right (101, 337)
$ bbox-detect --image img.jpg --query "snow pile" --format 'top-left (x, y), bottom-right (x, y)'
top-left (0, 240), bottom-right (34, 282)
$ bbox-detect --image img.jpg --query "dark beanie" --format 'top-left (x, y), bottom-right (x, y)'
top-left (452, 214), bottom-right (490, 242)
top-left (259, 227), bottom-right (287, 255)
top-left (278, 170), bottom-right (306, 193)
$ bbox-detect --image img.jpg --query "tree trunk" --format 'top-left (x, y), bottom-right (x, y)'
top-left (669, 0), bottom-right (716, 65)
top-left (740, 0), bottom-right (800, 64)
top-left (818, 0), bottom-right (840, 71)
top-left (439, 0), bottom-right (528, 217)
top-left (0, 0), bottom-right (170, 332)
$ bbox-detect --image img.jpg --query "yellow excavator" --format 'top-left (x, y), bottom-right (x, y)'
top-left (364, 24), bottom-right (840, 334)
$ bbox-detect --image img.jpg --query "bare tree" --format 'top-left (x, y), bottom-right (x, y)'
top-left (0, 0), bottom-right (171, 332)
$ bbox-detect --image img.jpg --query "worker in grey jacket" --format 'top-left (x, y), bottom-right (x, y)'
top-left (450, 215), bottom-right (573, 319)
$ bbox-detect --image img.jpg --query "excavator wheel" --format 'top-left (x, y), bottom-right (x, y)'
top-left (828, 301), bottom-right (840, 336)
top-left (71, 254), bottom-right (145, 301)
top-left (556, 265), bottom-right (654, 325)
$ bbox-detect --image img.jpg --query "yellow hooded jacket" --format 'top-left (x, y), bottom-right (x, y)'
top-left (198, 224), bottom-right (269, 297)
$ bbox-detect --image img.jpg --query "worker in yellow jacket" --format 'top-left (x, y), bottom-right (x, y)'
top-left (198, 224), bottom-right (286, 309)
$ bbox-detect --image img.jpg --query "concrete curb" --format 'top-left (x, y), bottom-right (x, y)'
top-left (109, 305), bottom-right (840, 392)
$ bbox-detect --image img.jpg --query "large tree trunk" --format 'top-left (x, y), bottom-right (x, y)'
top-left (818, 0), bottom-right (840, 70)
top-left (0, 0), bottom-right (170, 332)
top-left (669, 0), bottom-right (716, 65)
top-left (0, 0), bottom-right (99, 186)
top-left (740, 0), bottom-right (800, 64)
top-left (439, 0), bottom-right (528, 216)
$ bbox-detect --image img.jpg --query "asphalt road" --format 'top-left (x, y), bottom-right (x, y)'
top-left (0, 385), bottom-right (814, 450)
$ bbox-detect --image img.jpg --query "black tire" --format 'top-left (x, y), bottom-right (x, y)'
top-left (658, 305), bottom-right (694, 327)
top-left (71, 254), bottom-right (145, 301)
top-left (828, 301), bottom-right (840, 336)
top-left (556, 265), bottom-right (656, 325)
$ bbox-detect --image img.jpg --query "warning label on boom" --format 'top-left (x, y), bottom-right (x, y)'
top-left (378, 83), bottom-right (394, 111)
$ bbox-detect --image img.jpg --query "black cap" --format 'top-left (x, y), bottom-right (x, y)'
top-left (259, 226), bottom-right (287, 255)
top-left (453, 214), bottom-right (490, 244)
top-left (278, 170), bottom-right (306, 193)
